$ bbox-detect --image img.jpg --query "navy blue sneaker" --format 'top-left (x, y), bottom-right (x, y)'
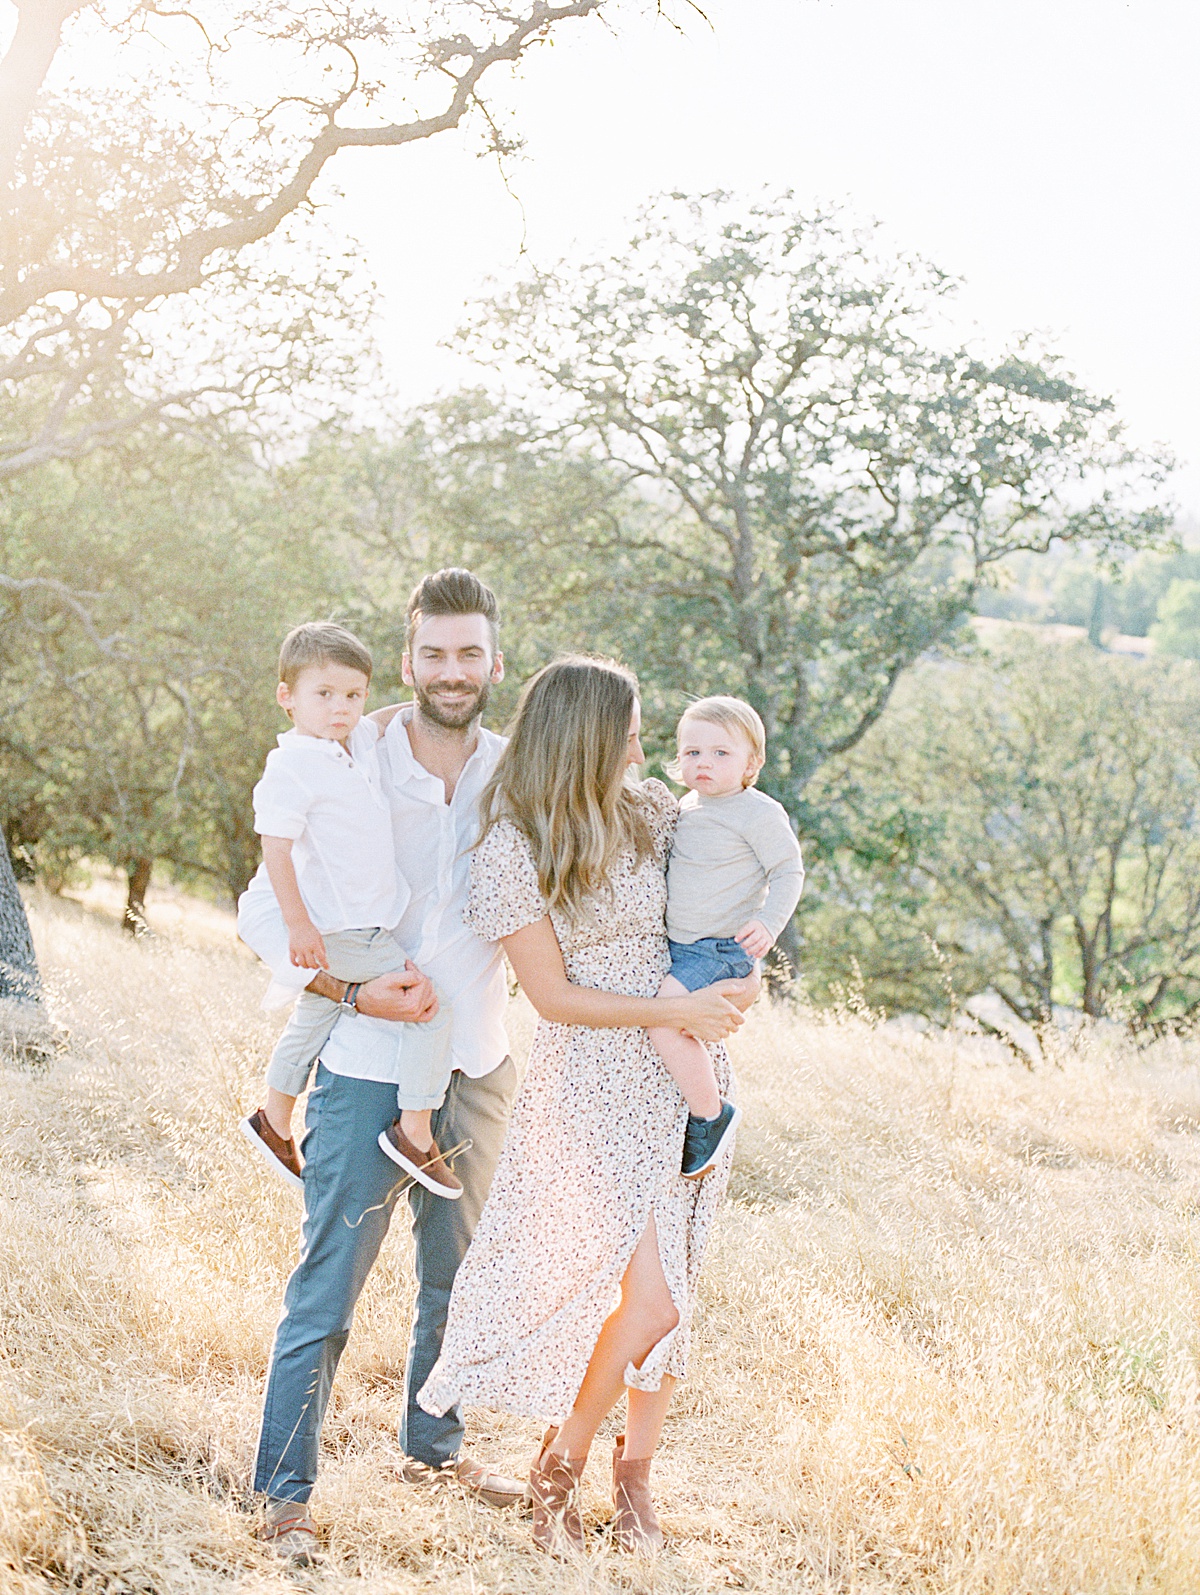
top-left (681, 1100), bottom-right (742, 1180)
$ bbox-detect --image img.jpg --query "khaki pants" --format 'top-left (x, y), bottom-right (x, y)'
top-left (264, 926), bottom-right (452, 1111)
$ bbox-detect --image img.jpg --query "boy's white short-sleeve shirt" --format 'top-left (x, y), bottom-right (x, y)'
top-left (248, 722), bottom-right (407, 935)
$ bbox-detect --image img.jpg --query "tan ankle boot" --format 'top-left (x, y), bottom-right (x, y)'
top-left (611, 1433), bottom-right (664, 1554)
top-left (529, 1429), bottom-right (587, 1555)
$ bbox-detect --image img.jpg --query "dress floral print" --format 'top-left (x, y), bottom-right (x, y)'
top-left (418, 779), bottom-right (735, 1424)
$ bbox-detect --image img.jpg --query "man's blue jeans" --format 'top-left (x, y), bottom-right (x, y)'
top-left (253, 1057), bottom-right (517, 1504)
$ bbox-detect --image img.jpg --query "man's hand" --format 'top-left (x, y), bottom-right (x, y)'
top-left (356, 961), bottom-right (438, 1024)
top-left (734, 919), bottom-right (773, 960)
top-left (289, 920), bottom-right (329, 970)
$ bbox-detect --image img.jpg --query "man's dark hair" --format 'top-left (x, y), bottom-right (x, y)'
top-left (279, 621), bottom-right (373, 689)
top-left (405, 568), bottom-right (500, 652)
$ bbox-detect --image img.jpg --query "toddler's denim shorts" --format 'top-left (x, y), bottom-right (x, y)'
top-left (666, 935), bottom-right (754, 992)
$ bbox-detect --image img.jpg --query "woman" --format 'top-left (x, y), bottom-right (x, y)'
top-left (418, 656), bottom-right (753, 1555)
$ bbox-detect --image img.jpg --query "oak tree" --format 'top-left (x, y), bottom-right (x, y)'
top-left (1, 0), bottom-right (606, 472)
top-left (803, 643), bottom-right (1200, 1028)
top-left (466, 190), bottom-right (1172, 799)
top-left (0, 0), bottom-right (610, 993)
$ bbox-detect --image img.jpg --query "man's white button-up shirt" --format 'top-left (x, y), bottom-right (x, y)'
top-left (244, 707), bottom-right (511, 1084)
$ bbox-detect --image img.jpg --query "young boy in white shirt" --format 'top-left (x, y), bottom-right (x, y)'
top-left (649, 695), bottom-right (805, 1180)
top-left (239, 621), bottom-right (461, 1199)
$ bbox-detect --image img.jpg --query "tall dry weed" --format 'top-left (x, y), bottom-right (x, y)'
top-left (2, 888), bottom-right (1200, 1591)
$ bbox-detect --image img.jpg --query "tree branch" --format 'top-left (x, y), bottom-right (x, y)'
top-left (0, 0), bottom-right (601, 326)
top-left (823, 657), bottom-right (908, 760)
top-left (0, 573), bottom-right (125, 653)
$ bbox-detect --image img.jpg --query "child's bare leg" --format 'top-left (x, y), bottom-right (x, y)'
top-left (648, 975), bottom-right (722, 1119)
top-left (264, 1087), bottom-right (297, 1140)
top-left (399, 1107), bottom-right (433, 1152)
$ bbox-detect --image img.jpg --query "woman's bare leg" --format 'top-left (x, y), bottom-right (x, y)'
top-left (623, 1378), bottom-right (676, 1460)
top-left (648, 974), bottom-right (722, 1118)
top-left (549, 1216), bottom-right (679, 1462)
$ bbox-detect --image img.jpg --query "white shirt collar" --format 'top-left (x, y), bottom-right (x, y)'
top-left (276, 723), bottom-right (375, 761)
top-left (383, 705), bottom-right (502, 791)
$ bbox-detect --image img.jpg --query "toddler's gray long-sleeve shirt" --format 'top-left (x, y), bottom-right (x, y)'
top-left (665, 786), bottom-right (804, 945)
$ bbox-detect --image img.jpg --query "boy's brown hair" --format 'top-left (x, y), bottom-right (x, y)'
top-left (405, 568), bottom-right (500, 651)
top-left (278, 622), bottom-right (373, 690)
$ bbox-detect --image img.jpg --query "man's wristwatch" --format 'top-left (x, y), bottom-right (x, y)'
top-left (339, 981), bottom-right (363, 1016)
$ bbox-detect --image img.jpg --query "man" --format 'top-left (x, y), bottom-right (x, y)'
top-left (239, 569), bottom-right (524, 1561)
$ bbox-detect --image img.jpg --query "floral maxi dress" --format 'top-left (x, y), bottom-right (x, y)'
top-left (417, 780), bottom-right (735, 1424)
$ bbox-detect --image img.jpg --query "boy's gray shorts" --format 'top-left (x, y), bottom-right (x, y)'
top-left (265, 926), bottom-right (452, 1111)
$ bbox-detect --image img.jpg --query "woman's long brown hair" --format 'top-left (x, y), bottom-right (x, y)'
top-left (478, 655), bottom-right (655, 922)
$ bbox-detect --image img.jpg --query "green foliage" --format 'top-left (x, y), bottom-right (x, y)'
top-left (0, 190), bottom-right (1186, 1023)
top-left (1, 0), bottom-right (604, 474)
top-left (978, 545), bottom-right (1200, 638)
top-left (0, 432), bottom-right (347, 899)
top-left (801, 644), bottom-right (1200, 1026)
top-left (0, 414), bottom-right (629, 900)
top-left (457, 191), bottom-right (1172, 812)
top-left (1150, 579), bottom-right (1200, 659)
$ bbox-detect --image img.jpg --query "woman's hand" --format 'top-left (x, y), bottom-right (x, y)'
top-left (504, 916), bottom-right (746, 1038)
top-left (713, 970), bottom-right (761, 1013)
top-left (674, 987), bottom-right (745, 1042)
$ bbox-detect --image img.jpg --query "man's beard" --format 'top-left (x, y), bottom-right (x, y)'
top-left (413, 676), bottom-right (491, 731)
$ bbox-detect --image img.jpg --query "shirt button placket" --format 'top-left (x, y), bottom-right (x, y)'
top-left (439, 804), bottom-right (454, 897)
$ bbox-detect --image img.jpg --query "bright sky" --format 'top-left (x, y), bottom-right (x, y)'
top-left (325, 0), bottom-right (1200, 515)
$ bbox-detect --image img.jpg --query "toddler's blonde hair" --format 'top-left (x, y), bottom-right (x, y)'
top-left (673, 696), bottom-right (766, 788)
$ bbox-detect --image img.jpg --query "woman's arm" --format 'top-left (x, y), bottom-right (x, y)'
top-left (503, 916), bottom-right (745, 1043)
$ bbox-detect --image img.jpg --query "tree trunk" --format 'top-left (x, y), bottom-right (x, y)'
top-left (1088, 579), bottom-right (1106, 646)
top-left (0, 826), bottom-right (40, 1005)
top-left (123, 856), bottom-right (152, 936)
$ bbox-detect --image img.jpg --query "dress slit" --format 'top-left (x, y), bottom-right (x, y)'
top-left (619, 1204), bottom-right (686, 1393)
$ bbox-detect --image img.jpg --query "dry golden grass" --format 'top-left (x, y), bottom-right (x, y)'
top-left (4, 887), bottom-right (1200, 1592)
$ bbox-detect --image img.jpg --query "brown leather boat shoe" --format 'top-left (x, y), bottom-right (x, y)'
top-left (240, 1109), bottom-right (304, 1190)
top-left (454, 1454), bottom-right (528, 1508)
top-left (377, 1121), bottom-right (463, 1198)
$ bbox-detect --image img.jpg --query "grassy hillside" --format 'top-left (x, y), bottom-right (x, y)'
top-left (4, 889), bottom-right (1200, 1593)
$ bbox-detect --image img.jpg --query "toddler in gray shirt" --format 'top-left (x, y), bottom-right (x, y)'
top-left (648, 696), bottom-right (804, 1179)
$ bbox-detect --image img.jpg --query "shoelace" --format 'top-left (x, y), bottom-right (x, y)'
top-left (345, 1136), bottom-right (474, 1228)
